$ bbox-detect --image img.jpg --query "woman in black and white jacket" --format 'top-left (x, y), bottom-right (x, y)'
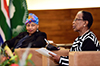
top-left (49, 11), bottom-right (100, 66)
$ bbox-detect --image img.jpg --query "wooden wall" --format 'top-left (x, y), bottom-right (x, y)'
top-left (28, 7), bottom-right (100, 44)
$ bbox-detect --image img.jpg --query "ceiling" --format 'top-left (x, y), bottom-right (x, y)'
top-left (7, 0), bottom-right (100, 10)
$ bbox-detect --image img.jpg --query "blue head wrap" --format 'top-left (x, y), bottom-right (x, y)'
top-left (25, 13), bottom-right (39, 25)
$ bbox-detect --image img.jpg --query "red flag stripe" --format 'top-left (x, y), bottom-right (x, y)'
top-left (4, 0), bottom-right (10, 18)
top-left (1, 0), bottom-right (11, 28)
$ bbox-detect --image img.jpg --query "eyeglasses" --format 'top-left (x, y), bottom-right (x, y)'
top-left (74, 18), bottom-right (84, 21)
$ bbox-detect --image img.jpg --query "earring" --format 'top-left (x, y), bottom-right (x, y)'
top-left (84, 25), bottom-right (85, 27)
top-left (37, 29), bottom-right (39, 32)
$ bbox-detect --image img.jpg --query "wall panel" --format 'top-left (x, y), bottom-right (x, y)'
top-left (29, 8), bottom-right (100, 44)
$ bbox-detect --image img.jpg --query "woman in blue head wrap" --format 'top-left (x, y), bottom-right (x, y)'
top-left (25, 13), bottom-right (39, 36)
top-left (2, 13), bottom-right (47, 51)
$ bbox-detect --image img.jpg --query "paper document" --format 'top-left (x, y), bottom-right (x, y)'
top-left (35, 48), bottom-right (57, 57)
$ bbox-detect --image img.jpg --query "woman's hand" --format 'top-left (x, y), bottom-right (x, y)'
top-left (49, 52), bottom-right (60, 63)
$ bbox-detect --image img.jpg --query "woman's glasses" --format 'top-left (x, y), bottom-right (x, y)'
top-left (74, 18), bottom-right (84, 21)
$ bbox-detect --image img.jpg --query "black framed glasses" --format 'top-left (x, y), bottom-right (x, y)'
top-left (74, 18), bottom-right (84, 21)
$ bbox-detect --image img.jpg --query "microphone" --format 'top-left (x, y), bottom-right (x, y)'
top-left (44, 38), bottom-right (60, 50)
top-left (44, 38), bottom-right (50, 48)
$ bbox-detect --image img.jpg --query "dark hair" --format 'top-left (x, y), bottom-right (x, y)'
top-left (82, 11), bottom-right (93, 29)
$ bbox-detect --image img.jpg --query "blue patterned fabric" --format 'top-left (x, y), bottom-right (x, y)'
top-left (25, 13), bottom-right (39, 25)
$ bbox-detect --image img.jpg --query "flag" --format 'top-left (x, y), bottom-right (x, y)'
top-left (0, 0), bottom-right (12, 45)
top-left (9, 0), bottom-right (28, 37)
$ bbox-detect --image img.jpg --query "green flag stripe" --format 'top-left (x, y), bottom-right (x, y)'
top-left (0, 0), bottom-right (11, 41)
top-left (0, 13), bottom-right (11, 40)
top-left (0, 9), bottom-right (11, 41)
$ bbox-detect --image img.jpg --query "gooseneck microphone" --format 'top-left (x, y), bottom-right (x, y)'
top-left (44, 38), bottom-right (60, 50)
top-left (44, 38), bottom-right (50, 48)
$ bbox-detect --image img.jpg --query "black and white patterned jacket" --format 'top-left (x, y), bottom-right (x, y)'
top-left (59, 30), bottom-right (100, 66)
